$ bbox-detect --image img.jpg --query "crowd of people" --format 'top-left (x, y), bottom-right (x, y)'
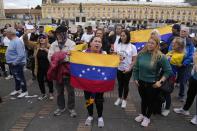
top-left (0, 22), bottom-right (197, 128)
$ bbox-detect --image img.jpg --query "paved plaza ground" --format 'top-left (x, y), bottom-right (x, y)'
top-left (0, 69), bottom-right (196, 131)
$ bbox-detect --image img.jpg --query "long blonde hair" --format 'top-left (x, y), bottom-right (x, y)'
top-left (172, 37), bottom-right (185, 53)
top-left (139, 37), bottom-right (162, 66)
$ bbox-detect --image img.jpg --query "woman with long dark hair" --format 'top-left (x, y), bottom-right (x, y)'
top-left (114, 30), bottom-right (137, 108)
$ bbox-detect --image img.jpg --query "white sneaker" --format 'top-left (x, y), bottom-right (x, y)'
top-left (141, 117), bottom-right (150, 127)
top-left (114, 98), bottom-right (122, 106)
top-left (161, 109), bottom-right (170, 117)
top-left (10, 90), bottom-right (21, 96)
top-left (173, 108), bottom-right (190, 116)
top-left (38, 94), bottom-right (48, 101)
top-left (69, 109), bottom-right (77, 118)
top-left (53, 108), bottom-right (66, 116)
top-left (85, 116), bottom-right (93, 126)
top-left (49, 94), bottom-right (54, 100)
top-left (135, 114), bottom-right (144, 122)
top-left (17, 91), bottom-right (28, 98)
top-left (190, 115), bottom-right (197, 125)
top-left (121, 100), bottom-right (127, 108)
top-left (5, 75), bottom-right (13, 80)
top-left (98, 117), bottom-right (104, 128)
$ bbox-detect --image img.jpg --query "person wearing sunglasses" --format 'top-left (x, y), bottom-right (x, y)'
top-left (34, 34), bottom-right (54, 100)
top-left (23, 33), bottom-right (54, 100)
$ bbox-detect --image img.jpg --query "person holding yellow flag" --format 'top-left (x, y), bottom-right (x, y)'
top-left (82, 36), bottom-right (107, 128)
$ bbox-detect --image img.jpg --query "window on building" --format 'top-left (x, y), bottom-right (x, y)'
top-left (76, 17), bottom-right (80, 22)
top-left (82, 17), bottom-right (86, 22)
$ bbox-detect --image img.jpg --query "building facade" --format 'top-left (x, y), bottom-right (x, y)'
top-left (0, 0), bottom-right (5, 18)
top-left (42, 0), bottom-right (197, 25)
top-left (5, 9), bottom-right (42, 23)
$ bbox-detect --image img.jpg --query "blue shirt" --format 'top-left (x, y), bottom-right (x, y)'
top-left (5, 37), bottom-right (26, 65)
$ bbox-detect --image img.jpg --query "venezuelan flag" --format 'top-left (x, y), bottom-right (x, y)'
top-left (73, 43), bottom-right (88, 51)
top-left (130, 25), bottom-right (172, 51)
top-left (70, 51), bottom-right (120, 93)
top-left (45, 25), bottom-right (57, 33)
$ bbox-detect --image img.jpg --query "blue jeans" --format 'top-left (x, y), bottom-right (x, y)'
top-left (10, 64), bottom-right (27, 92)
top-left (177, 65), bottom-right (192, 98)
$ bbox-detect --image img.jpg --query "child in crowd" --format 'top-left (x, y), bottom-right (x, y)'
top-left (161, 37), bottom-right (185, 116)
top-left (166, 37), bottom-right (185, 74)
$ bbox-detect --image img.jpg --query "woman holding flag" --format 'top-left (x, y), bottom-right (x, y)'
top-left (82, 36), bottom-right (107, 128)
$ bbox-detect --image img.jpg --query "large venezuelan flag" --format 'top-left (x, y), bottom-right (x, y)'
top-left (70, 51), bottom-right (120, 93)
top-left (73, 43), bottom-right (88, 51)
top-left (130, 25), bottom-right (172, 51)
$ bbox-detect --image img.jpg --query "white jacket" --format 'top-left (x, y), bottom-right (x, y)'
top-left (48, 39), bottom-right (76, 62)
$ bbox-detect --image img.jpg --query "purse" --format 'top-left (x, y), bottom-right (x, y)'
top-left (160, 76), bottom-right (175, 93)
top-left (156, 56), bottom-right (175, 94)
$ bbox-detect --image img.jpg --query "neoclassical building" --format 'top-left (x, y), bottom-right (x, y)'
top-left (42, 0), bottom-right (197, 25)
top-left (0, 0), bottom-right (5, 18)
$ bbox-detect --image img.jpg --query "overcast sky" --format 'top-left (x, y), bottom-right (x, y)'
top-left (4, 0), bottom-right (184, 9)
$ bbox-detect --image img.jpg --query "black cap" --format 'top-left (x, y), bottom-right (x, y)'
top-left (55, 25), bottom-right (68, 34)
top-left (172, 24), bottom-right (181, 32)
top-left (39, 26), bottom-right (44, 28)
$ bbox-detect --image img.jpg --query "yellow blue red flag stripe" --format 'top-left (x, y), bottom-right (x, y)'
top-left (130, 25), bottom-right (172, 51)
top-left (70, 51), bottom-right (120, 93)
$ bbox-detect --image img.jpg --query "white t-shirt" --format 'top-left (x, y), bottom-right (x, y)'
top-left (114, 42), bottom-right (137, 71)
top-left (81, 33), bottom-right (94, 43)
top-left (3, 37), bottom-right (10, 46)
top-left (114, 35), bottom-right (120, 45)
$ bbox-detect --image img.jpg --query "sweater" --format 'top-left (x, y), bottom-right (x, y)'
top-left (132, 52), bottom-right (172, 83)
top-left (5, 37), bottom-right (26, 65)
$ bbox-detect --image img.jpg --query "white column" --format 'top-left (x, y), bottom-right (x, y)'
top-left (0, 0), bottom-right (5, 18)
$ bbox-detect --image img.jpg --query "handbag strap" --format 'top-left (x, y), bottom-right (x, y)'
top-left (155, 55), bottom-right (164, 81)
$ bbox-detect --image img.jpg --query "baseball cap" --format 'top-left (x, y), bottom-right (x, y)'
top-left (5, 27), bottom-right (16, 34)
